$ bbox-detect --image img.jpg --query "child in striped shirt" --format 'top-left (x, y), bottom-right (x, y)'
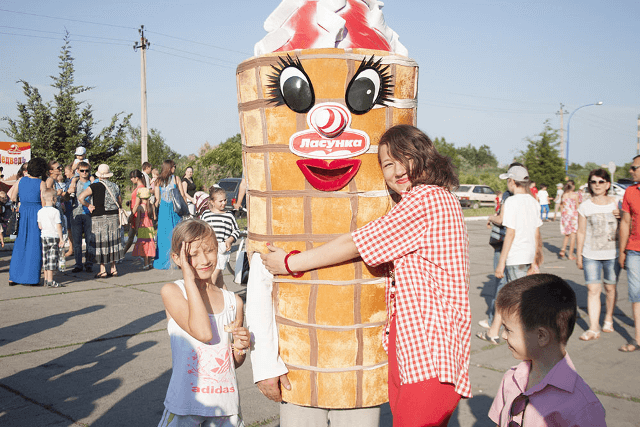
top-left (200, 187), bottom-right (240, 289)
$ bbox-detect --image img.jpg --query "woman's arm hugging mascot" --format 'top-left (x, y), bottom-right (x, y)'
top-left (241, 0), bottom-right (418, 422)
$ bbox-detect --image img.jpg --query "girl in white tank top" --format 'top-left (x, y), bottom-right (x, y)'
top-left (158, 219), bottom-right (249, 427)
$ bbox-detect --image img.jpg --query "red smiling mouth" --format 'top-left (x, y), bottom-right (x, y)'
top-left (296, 159), bottom-right (361, 191)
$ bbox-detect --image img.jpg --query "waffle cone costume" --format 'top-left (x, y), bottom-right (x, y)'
top-left (238, 0), bottom-right (418, 408)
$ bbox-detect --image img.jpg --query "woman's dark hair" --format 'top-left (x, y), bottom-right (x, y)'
top-left (47, 160), bottom-right (60, 175)
top-left (130, 169), bottom-right (146, 186)
top-left (378, 125), bottom-right (459, 191)
top-left (183, 166), bottom-right (193, 179)
top-left (587, 168), bottom-right (611, 196)
top-left (27, 158), bottom-right (48, 181)
top-left (157, 160), bottom-right (175, 187)
top-left (496, 273), bottom-right (577, 345)
top-left (564, 180), bottom-right (575, 192)
top-left (16, 163), bottom-right (28, 179)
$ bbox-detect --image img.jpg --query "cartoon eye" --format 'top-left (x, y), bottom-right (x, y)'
top-left (267, 55), bottom-right (315, 114)
top-left (345, 56), bottom-right (393, 115)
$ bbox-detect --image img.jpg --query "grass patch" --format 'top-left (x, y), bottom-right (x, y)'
top-left (236, 216), bottom-right (247, 230)
top-left (462, 207), bottom-right (495, 217)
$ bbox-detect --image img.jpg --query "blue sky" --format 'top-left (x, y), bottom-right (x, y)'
top-left (1, 0), bottom-right (638, 168)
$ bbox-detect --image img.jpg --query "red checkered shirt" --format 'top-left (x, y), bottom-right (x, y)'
top-left (352, 184), bottom-right (471, 398)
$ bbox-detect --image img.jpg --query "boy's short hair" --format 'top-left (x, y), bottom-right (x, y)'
top-left (496, 274), bottom-right (577, 345)
top-left (77, 161), bottom-right (90, 170)
top-left (43, 188), bottom-right (57, 202)
top-left (142, 161), bottom-right (152, 171)
top-left (209, 186), bottom-right (226, 199)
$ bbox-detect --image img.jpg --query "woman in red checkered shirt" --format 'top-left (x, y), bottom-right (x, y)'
top-left (262, 125), bottom-right (471, 426)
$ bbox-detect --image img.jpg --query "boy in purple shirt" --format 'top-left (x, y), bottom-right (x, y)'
top-left (489, 274), bottom-right (605, 426)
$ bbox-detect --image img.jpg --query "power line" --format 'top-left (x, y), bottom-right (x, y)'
top-left (419, 99), bottom-right (552, 115)
top-left (0, 25), bottom-right (132, 42)
top-left (153, 43), bottom-right (239, 65)
top-left (422, 90), bottom-right (558, 107)
top-left (0, 31), bottom-right (129, 46)
top-left (0, 8), bottom-right (136, 30)
top-left (152, 48), bottom-right (236, 69)
top-left (146, 30), bottom-right (251, 57)
top-left (0, 8), bottom-right (251, 57)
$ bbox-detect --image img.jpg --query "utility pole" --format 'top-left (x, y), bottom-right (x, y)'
top-left (556, 103), bottom-right (568, 159)
top-left (637, 114), bottom-right (639, 155)
top-left (133, 26), bottom-right (150, 165)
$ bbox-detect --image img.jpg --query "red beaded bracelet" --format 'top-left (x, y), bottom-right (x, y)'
top-left (284, 250), bottom-right (303, 278)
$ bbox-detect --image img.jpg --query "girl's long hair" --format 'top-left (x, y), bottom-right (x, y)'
top-left (378, 125), bottom-right (459, 191)
top-left (130, 169), bottom-right (145, 186)
top-left (140, 198), bottom-right (155, 221)
top-left (156, 160), bottom-right (175, 187)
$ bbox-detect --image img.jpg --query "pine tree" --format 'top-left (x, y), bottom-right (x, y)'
top-left (2, 32), bottom-right (131, 183)
top-left (521, 120), bottom-right (565, 198)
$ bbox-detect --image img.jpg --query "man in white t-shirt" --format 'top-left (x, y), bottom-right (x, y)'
top-left (477, 165), bottom-right (543, 344)
top-left (497, 165), bottom-right (543, 279)
top-left (537, 184), bottom-right (550, 221)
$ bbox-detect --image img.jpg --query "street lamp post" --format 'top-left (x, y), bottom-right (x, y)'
top-left (565, 102), bottom-right (603, 174)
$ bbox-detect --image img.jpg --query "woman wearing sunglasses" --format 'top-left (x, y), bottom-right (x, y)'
top-left (575, 169), bottom-right (621, 341)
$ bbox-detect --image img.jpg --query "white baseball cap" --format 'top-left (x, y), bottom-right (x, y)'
top-left (75, 147), bottom-right (86, 156)
top-left (499, 166), bottom-right (529, 181)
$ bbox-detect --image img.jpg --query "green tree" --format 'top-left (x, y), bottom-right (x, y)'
top-left (433, 136), bottom-right (461, 170)
top-left (200, 134), bottom-right (243, 178)
top-left (458, 143), bottom-right (498, 169)
top-left (2, 32), bottom-right (130, 183)
top-left (119, 125), bottom-right (182, 173)
top-left (521, 120), bottom-right (565, 198)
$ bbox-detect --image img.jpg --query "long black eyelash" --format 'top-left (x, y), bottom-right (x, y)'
top-left (266, 54), bottom-right (306, 106)
top-left (356, 55), bottom-right (394, 106)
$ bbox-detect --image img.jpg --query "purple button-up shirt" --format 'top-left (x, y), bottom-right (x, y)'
top-left (489, 353), bottom-right (606, 426)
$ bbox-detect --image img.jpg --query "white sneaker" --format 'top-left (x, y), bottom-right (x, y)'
top-left (478, 319), bottom-right (491, 329)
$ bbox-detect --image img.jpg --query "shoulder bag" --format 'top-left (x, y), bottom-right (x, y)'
top-left (489, 223), bottom-right (506, 248)
top-left (101, 182), bottom-right (129, 227)
top-left (7, 209), bottom-right (19, 236)
top-left (168, 176), bottom-right (189, 217)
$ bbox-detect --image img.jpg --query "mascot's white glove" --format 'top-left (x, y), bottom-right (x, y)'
top-left (246, 252), bottom-right (288, 383)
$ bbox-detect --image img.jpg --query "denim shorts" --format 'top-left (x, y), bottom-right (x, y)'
top-left (505, 264), bottom-right (530, 283)
top-left (582, 256), bottom-right (619, 285)
top-left (626, 251), bottom-right (640, 303)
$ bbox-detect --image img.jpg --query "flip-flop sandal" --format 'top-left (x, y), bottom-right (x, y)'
top-left (602, 321), bottom-right (614, 333)
top-left (579, 330), bottom-right (600, 341)
top-left (94, 272), bottom-right (109, 278)
top-left (619, 340), bottom-right (640, 352)
top-left (476, 331), bottom-right (500, 345)
top-left (558, 250), bottom-right (565, 259)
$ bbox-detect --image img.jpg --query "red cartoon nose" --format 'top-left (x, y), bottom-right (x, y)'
top-left (309, 104), bottom-right (349, 138)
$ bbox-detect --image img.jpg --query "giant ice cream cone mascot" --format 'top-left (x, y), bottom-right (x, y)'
top-left (240, 1), bottom-right (418, 423)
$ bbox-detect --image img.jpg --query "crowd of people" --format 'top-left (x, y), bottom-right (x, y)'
top-left (479, 156), bottom-right (640, 359)
top-left (7, 134), bottom-right (639, 426)
top-left (5, 150), bottom-right (241, 289)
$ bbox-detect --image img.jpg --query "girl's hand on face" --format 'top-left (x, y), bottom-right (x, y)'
top-left (260, 243), bottom-right (288, 275)
top-left (180, 242), bottom-right (197, 284)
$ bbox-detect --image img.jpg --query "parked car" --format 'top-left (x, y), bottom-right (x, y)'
top-left (616, 178), bottom-right (635, 189)
top-left (453, 185), bottom-right (497, 209)
top-left (216, 177), bottom-right (246, 215)
top-left (579, 182), bottom-right (626, 204)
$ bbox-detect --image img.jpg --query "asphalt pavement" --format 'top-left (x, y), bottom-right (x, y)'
top-left (1, 218), bottom-right (639, 426)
